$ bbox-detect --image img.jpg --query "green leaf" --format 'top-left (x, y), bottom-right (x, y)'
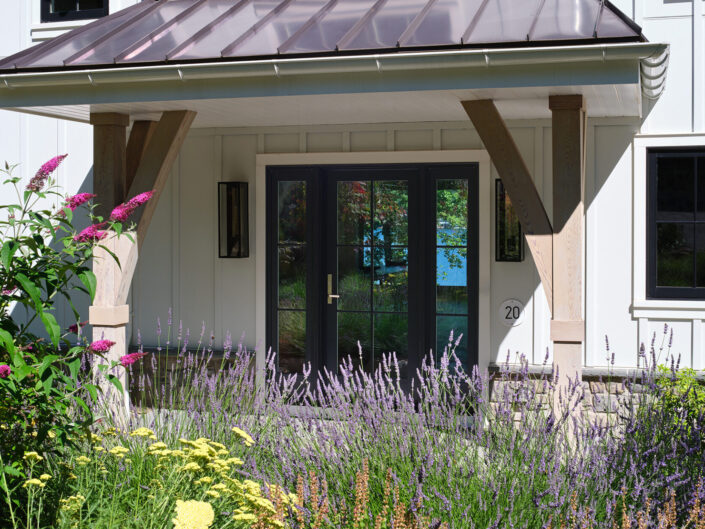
top-left (0, 240), bottom-right (17, 270)
top-left (106, 373), bottom-right (124, 394)
top-left (0, 329), bottom-right (19, 366)
top-left (72, 395), bottom-right (92, 417)
top-left (40, 312), bottom-right (60, 346)
top-left (37, 354), bottom-right (59, 377)
top-left (13, 364), bottom-right (31, 382)
top-left (78, 270), bottom-right (97, 302)
top-left (67, 356), bottom-right (81, 381)
top-left (15, 273), bottom-right (43, 313)
top-left (2, 464), bottom-right (22, 477)
top-left (85, 383), bottom-right (98, 403)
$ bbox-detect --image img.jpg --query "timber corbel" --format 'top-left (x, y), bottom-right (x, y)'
top-left (461, 100), bottom-right (554, 311)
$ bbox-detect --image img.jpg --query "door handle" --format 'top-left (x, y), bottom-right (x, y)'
top-left (327, 274), bottom-right (340, 304)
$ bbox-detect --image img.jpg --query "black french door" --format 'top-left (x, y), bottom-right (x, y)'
top-left (266, 164), bottom-right (478, 378)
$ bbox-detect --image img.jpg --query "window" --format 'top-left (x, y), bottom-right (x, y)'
top-left (41, 0), bottom-right (108, 23)
top-left (647, 148), bottom-right (705, 299)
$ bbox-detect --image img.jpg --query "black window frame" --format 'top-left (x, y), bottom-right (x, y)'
top-left (647, 147), bottom-right (705, 299)
top-left (265, 163), bottom-right (479, 377)
top-left (40, 0), bottom-right (109, 23)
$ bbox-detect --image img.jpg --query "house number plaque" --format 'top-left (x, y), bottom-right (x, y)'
top-left (499, 299), bottom-right (525, 327)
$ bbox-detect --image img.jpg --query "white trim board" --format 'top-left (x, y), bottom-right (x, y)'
top-left (254, 150), bottom-right (492, 379)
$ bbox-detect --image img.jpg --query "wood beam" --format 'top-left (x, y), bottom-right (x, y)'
top-left (125, 120), bottom-right (157, 192)
top-left (461, 100), bottom-right (554, 310)
top-left (549, 94), bottom-right (586, 388)
top-left (91, 112), bottom-right (128, 219)
top-left (126, 110), bottom-right (196, 250)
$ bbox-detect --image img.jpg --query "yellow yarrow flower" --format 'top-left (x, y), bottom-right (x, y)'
top-left (109, 446), bottom-right (129, 458)
top-left (233, 510), bottom-right (257, 522)
top-left (94, 446), bottom-right (105, 452)
top-left (195, 477), bottom-right (213, 485)
top-left (23, 451), bottom-right (43, 462)
top-left (59, 494), bottom-right (85, 514)
top-left (23, 478), bottom-right (44, 488)
top-left (76, 456), bottom-right (91, 466)
top-left (205, 490), bottom-right (220, 499)
top-left (39, 474), bottom-right (51, 481)
top-left (231, 427), bottom-right (254, 447)
top-left (130, 427), bottom-right (157, 440)
top-left (149, 442), bottom-right (168, 451)
top-left (172, 500), bottom-right (214, 529)
top-left (180, 462), bottom-right (202, 472)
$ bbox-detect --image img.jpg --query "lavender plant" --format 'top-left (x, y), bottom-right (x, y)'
top-left (107, 317), bottom-right (704, 529)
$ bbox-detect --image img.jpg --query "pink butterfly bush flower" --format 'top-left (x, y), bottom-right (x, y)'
top-left (68, 321), bottom-right (88, 334)
top-left (89, 340), bottom-right (116, 353)
top-left (74, 223), bottom-right (108, 243)
top-left (120, 352), bottom-right (147, 367)
top-left (109, 191), bottom-right (154, 223)
top-left (127, 191), bottom-right (153, 207)
top-left (0, 364), bottom-right (11, 379)
top-left (64, 193), bottom-right (96, 212)
top-left (26, 154), bottom-right (68, 192)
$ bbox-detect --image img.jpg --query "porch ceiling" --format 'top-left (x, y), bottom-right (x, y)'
top-left (11, 83), bottom-right (640, 127)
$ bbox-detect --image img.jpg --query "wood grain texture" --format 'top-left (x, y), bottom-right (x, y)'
top-left (127, 110), bottom-right (196, 250)
top-left (461, 99), bottom-right (554, 310)
top-left (126, 120), bottom-right (157, 192)
top-left (92, 113), bottom-right (128, 219)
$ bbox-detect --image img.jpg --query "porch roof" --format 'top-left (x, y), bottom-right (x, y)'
top-left (0, 0), bottom-right (643, 73)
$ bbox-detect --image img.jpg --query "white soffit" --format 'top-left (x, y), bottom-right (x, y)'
top-left (11, 84), bottom-right (640, 128)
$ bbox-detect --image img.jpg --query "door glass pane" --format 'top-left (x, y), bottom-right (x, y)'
top-left (278, 310), bottom-right (306, 374)
top-left (278, 246), bottom-right (306, 309)
top-left (373, 247), bottom-right (408, 311)
top-left (52, 0), bottom-right (76, 12)
top-left (436, 315), bottom-right (468, 368)
top-left (78, 0), bottom-right (103, 9)
top-left (437, 247), bottom-right (467, 314)
top-left (338, 312), bottom-right (372, 371)
top-left (338, 181), bottom-right (371, 244)
top-left (656, 157), bottom-right (694, 221)
top-left (656, 223), bottom-right (694, 287)
top-left (374, 313), bottom-right (408, 373)
top-left (374, 180), bottom-right (408, 246)
top-left (437, 179), bottom-right (468, 246)
top-left (278, 181), bottom-right (306, 243)
top-left (338, 247), bottom-right (371, 310)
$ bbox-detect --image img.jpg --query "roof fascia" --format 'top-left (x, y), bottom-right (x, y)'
top-left (0, 43), bottom-right (666, 109)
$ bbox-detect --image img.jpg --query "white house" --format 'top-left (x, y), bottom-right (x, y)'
top-left (0, 0), bottom-right (702, 389)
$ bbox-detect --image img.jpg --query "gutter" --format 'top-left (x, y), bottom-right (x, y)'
top-left (0, 42), bottom-right (669, 98)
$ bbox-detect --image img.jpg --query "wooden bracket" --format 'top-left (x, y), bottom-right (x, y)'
top-left (461, 99), bottom-right (554, 311)
top-left (126, 120), bottom-right (158, 192)
top-left (127, 110), bottom-right (196, 250)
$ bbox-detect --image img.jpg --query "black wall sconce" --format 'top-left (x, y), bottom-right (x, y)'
top-left (218, 182), bottom-right (249, 258)
top-left (495, 179), bottom-right (524, 262)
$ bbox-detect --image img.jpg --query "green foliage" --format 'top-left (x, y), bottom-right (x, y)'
top-left (0, 159), bottom-right (132, 522)
top-left (655, 364), bottom-right (705, 429)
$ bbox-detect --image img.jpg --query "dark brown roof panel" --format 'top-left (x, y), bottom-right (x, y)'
top-left (0, 0), bottom-right (644, 73)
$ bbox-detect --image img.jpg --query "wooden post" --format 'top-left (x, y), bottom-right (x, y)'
top-left (90, 233), bottom-right (137, 415)
top-left (549, 95), bottom-right (586, 399)
top-left (90, 113), bottom-right (129, 219)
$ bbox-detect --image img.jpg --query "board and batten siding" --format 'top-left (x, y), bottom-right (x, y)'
top-left (129, 118), bottom-right (697, 370)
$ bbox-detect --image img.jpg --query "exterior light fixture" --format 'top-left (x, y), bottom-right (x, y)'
top-left (495, 179), bottom-right (524, 262)
top-left (218, 182), bottom-right (249, 258)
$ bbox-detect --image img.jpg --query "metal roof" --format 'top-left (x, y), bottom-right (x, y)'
top-left (0, 0), bottom-right (643, 72)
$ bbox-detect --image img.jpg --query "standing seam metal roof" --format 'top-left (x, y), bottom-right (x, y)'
top-left (0, 0), bottom-right (644, 72)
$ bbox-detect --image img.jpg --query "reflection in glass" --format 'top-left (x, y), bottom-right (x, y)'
top-left (657, 223), bottom-right (693, 287)
top-left (374, 313), bottom-right (408, 373)
top-left (656, 157), bottom-right (694, 221)
top-left (697, 224), bottom-right (705, 287)
top-left (374, 180), bottom-right (408, 246)
top-left (278, 310), bottom-right (306, 374)
top-left (373, 247), bottom-right (408, 312)
top-left (436, 315), bottom-right (468, 368)
top-left (338, 247), bottom-right (371, 310)
top-left (495, 179), bottom-right (523, 262)
top-left (278, 246), bottom-right (306, 309)
top-left (338, 181), bottom-right (371, 244)
top-left (698, 158), bottom-right (705, 220)
top-left (278, 181), bottom-right (306, 243)
top-left (437, 179), bottom-right (468, 246)
top-left (338, 312), bottom-right (372, 370)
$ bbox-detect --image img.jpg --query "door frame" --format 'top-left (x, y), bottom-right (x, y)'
top-left (255, 150), bottom-right (491, 382)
